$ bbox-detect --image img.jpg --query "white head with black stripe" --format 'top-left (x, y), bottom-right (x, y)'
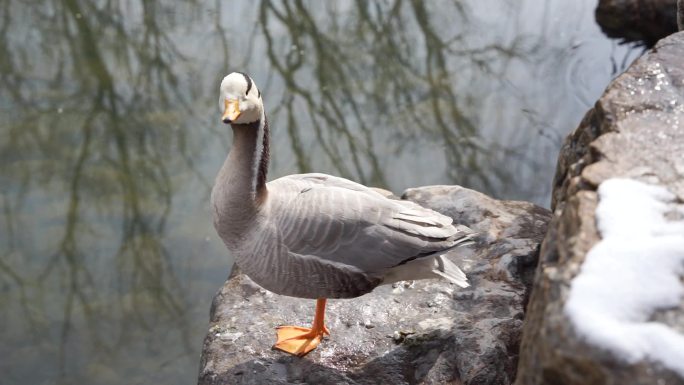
top-left (219, 72), bottom-right (263, 125)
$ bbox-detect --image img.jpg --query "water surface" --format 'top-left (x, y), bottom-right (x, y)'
top-left (0, 1), bottom-right (641, 384)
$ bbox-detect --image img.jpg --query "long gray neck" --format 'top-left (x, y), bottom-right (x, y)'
top-left (213, 115), bottom-right (270, 237)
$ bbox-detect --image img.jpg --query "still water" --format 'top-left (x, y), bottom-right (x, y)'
top-left (0, 1), bottom-right (640, 384)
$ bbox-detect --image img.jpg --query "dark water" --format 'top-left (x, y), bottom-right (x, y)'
top-left (0, 1), bottom-right (640, 384)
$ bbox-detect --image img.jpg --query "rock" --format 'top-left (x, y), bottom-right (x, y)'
top-left (516, 32), bottom-right (684, 385)
top-left (198, 186), bottom-right (551, 385)
top-left (595, 0), bottom-right (679, 46)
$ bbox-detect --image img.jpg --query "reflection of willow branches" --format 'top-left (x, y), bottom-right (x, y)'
top-left (284, 95), bottom-right (312, 172)
top-left (0, 0), bottom-right (202, 380)
top-left (213, 0), bottom-right (231, 67)
top-left (44, 93), bottom-right (99, 375)
top-left (258, 0), bottom-right (531, 192)
top-left (0, 250), bottom-right (40, 337)
top-left (0, 187), bottom-right (41, 334)
top-left (0, 2), bottom-right (24, 104)
top-left (77, 0), bottom-right (192, 355)
top-left (409, 0), bottom-right (507, 192)
top-left (260, 0), bottom-right (387, 186)
top-left (77, 0), bottom-right (211, 190)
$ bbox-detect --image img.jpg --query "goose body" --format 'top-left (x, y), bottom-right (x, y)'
top-left (211, 72), bottom-right (474, 355)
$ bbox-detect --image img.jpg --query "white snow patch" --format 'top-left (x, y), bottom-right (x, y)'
top-left (565, 178), bottom-right (684, 375)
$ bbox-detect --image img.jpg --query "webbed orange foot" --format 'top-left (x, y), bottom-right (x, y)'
top-left (273, 298), bottom-right (329, 357)
top-left (274, 325), bottom-right (328, 356)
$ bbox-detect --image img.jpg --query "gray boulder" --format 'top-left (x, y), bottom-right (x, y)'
top-left (595, 0), bottom-right (679, 46)
top-left (198, 186), bottom-right (551, 385)
top-left (515, 32), bottom-right (684, 385)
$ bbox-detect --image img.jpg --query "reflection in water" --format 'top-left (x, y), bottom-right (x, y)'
top-left (0, 1), bottom-right (215, 383)
top-left (260, 0), bottom-right (500, 188)
top-left (0, 1), bottom-right (639, 384)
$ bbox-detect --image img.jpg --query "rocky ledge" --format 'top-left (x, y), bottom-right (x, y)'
top-left (198, 186), bottom-right (551, 385)
top-left (515, 32), bottom-right (684, 385)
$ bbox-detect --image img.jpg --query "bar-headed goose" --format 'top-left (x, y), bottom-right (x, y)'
top-left (211, 72), bottom-right (474, 356)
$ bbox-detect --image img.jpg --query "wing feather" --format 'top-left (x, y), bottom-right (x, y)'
top-left (266, 173), bottom-right (471, 273)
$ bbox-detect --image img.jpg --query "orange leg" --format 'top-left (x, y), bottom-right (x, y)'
top-left (273, 298), bottom-right (330, 356)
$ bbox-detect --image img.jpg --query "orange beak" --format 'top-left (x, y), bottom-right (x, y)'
top-left (222, 99), bottom-right (240, 123)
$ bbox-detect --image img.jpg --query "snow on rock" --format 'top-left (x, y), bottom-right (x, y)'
top-left (565, 178), bottom-right (684, 376)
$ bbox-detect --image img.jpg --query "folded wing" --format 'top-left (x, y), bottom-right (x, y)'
top-left (266, 173), bottom-right (472, 273)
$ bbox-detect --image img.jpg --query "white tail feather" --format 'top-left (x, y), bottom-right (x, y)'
top-left (431, 255), bottom-right (469, 288)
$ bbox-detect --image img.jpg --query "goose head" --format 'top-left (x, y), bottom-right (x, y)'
top-left (219, 72), bottom-right (262, 125)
